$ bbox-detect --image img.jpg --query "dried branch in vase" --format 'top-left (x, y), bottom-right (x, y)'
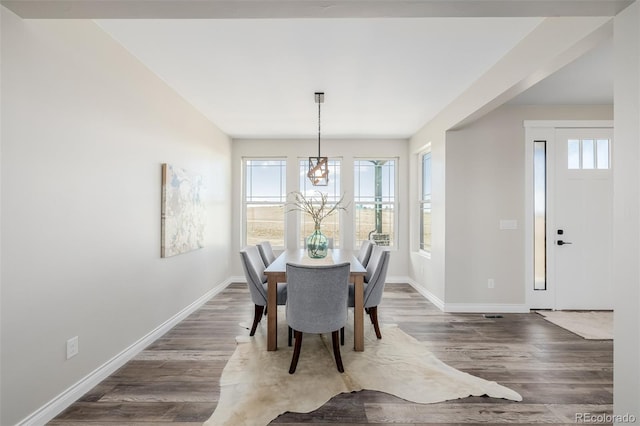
top-left (287, 191), bottom-right (349, 228)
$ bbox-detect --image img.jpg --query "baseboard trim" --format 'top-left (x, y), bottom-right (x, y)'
top-left (443, 303), bottom-right (530, 314)
top-left (403, 277), bottom-right (445, 311)
top-left (397, 278), bottom-right (528, 314)
top-left (18, 278), bottom-right (233, 426)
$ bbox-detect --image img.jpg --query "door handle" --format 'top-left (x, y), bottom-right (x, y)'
top-left (557, 240), bottom-right (572, 246)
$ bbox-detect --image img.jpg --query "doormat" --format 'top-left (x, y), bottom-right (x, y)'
top-left (536, 310), bottom-right (613, 340)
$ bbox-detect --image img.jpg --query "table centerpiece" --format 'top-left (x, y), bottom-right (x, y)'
top-left (288, 191), bottom-right (347, 259)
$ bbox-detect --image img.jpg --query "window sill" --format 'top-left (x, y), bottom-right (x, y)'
top-left (416, 250), bottom-right (431, 260)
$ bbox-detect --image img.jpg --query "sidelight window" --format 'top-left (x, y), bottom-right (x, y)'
top-left (533, 141), bottom-right (547, 290)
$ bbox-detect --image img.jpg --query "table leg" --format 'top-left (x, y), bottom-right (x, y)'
top-left (267, 275), bottom-right (278, 351)
top-left (353, 275), bottom-right (364, 351)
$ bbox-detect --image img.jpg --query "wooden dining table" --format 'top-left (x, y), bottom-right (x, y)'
top-left (264, 248), bottom-right (367, 351)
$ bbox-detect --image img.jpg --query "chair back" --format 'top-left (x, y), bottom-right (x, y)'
top-left (285, 262), bottom-right (349, 334)
top-left (239, 246), bottom-right (268, 305)
top-left (257, 241), bottom-right (276, 266)
top-left (357, 240), bottom-right (374, 267)
top-left (363, 245), bottom-right (391, 308)
top-left (326, 237), bottom-right (334, 249)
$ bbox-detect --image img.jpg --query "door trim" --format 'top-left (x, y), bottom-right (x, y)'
top-left (523, 120), bottom-right (613, 310)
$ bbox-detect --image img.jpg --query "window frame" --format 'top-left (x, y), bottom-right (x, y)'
top-left (242, 157), bottom-right (287, 249)
top-left (353, 157), bottom-right (399, 249)
top-left (419, 150), bottom-right (432, 254)
top-left (567, 138), bottom-right (611, 170)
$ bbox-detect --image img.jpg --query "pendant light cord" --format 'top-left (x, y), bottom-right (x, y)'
top-left (317, 98), bottom-right (322, 158)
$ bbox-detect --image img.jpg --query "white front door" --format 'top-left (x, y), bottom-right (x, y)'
top-left (553, 128), bottom-right (613, 309)
top-left (525, 122), bottom-right (613, 310)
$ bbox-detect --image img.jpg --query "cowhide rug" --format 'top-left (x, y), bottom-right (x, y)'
top-left (204, 313), bottom-right (522, 426)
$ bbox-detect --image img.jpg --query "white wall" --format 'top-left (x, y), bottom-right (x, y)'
top-left (408, 105), bottom-right (613, 311)
top-left (407, 17), bottom-right (614, 310)
top-left (613, 2), bottom-right (640, 420)
top-left (230, 138), bottom-right (410, 280)
top-left (444, 105), bottom-right (612, 307)
top-left (0, 9), bottom-right (232, 425)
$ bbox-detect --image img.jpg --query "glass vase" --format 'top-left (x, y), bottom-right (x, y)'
top-left (306, 227), bottom-right (328, 259)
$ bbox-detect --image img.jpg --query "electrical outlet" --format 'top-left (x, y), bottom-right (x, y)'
top-left (488, 279), bottom-right (495, 289)
top-left (66, 336), bottom-right (79, 360)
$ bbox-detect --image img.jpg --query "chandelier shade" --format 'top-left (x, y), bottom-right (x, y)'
top-left (307, 156), bottom-right (329, 186)
top-left (308, 92), bottom-right (329, 186)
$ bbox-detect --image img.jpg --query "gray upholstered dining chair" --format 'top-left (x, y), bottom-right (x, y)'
top-left (357, 240), bottom-right (375, 268)
top-left (257, 241), bottom-right (276, 266)
top-left (347, 245), bottom-right (391, 340)
top-left (285, 262), bottom-right (350, 374)
top-left (239, 246), bottom-right (287, 336)
top-left (326, 237), bottom-right (334, 249)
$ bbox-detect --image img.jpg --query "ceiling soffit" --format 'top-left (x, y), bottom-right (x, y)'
top-left (1, 0), bottom-right (634, 19)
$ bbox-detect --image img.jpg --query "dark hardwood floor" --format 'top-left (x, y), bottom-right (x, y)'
top-left (49, 283), bottom-right (613, 425)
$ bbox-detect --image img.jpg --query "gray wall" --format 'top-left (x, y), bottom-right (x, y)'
top-left (0, 9), bottom-right (232, 425)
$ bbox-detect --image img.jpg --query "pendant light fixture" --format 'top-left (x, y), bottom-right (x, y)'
top-left (307, 91), bottom-right (329, 186)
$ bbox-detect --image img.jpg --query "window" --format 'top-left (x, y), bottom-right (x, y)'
top-left (244, 159), bottom-right (286, 247)
top-left (533, 141), bottom-right (547, 290)
top-left (354, 159), bottom-right (396, 247)
top-left (568, 138), bottom-right (610, 170)
top-left (420, 152), bottom-right (432, 252)
top-left (299, 159), bottom-right (341, 247)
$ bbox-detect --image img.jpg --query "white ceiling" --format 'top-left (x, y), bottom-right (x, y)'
top-left (508, 36), bottom-right (613, 106)
top-left (98, 18), bottom-right (549, 138)
top-left (5, 0), bottom-right (620, 139)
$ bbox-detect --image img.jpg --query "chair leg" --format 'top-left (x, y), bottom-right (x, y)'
top-left (340, 327), bottom-right (345, 346)
top-left (288, 326), bottom-right (293, 347)
top-left (289, 331), bottom-right (303, 374)
top-left (369, 306), bottom-right (382, 339)
top-left (250, 305), bottom-right (264, 336)
top-left (365, 307), bottom-right (375, 324)
top-left (332, 330), bottom-right (345, 373)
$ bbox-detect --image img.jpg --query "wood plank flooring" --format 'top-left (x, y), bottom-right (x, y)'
top-left (49, 283), bottom-right (613, 425)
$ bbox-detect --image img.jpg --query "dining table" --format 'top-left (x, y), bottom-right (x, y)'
top-left (264, 248), bottom-right (367, 351)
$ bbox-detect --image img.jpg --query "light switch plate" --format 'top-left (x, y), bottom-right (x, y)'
top-left (67, 336), bottom-right (79, 359)
top-left (499, 219), bottom-right (518, 230)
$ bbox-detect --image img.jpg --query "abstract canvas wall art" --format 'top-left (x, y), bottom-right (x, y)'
top-left (161, 163), bottom-right (205, 257)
